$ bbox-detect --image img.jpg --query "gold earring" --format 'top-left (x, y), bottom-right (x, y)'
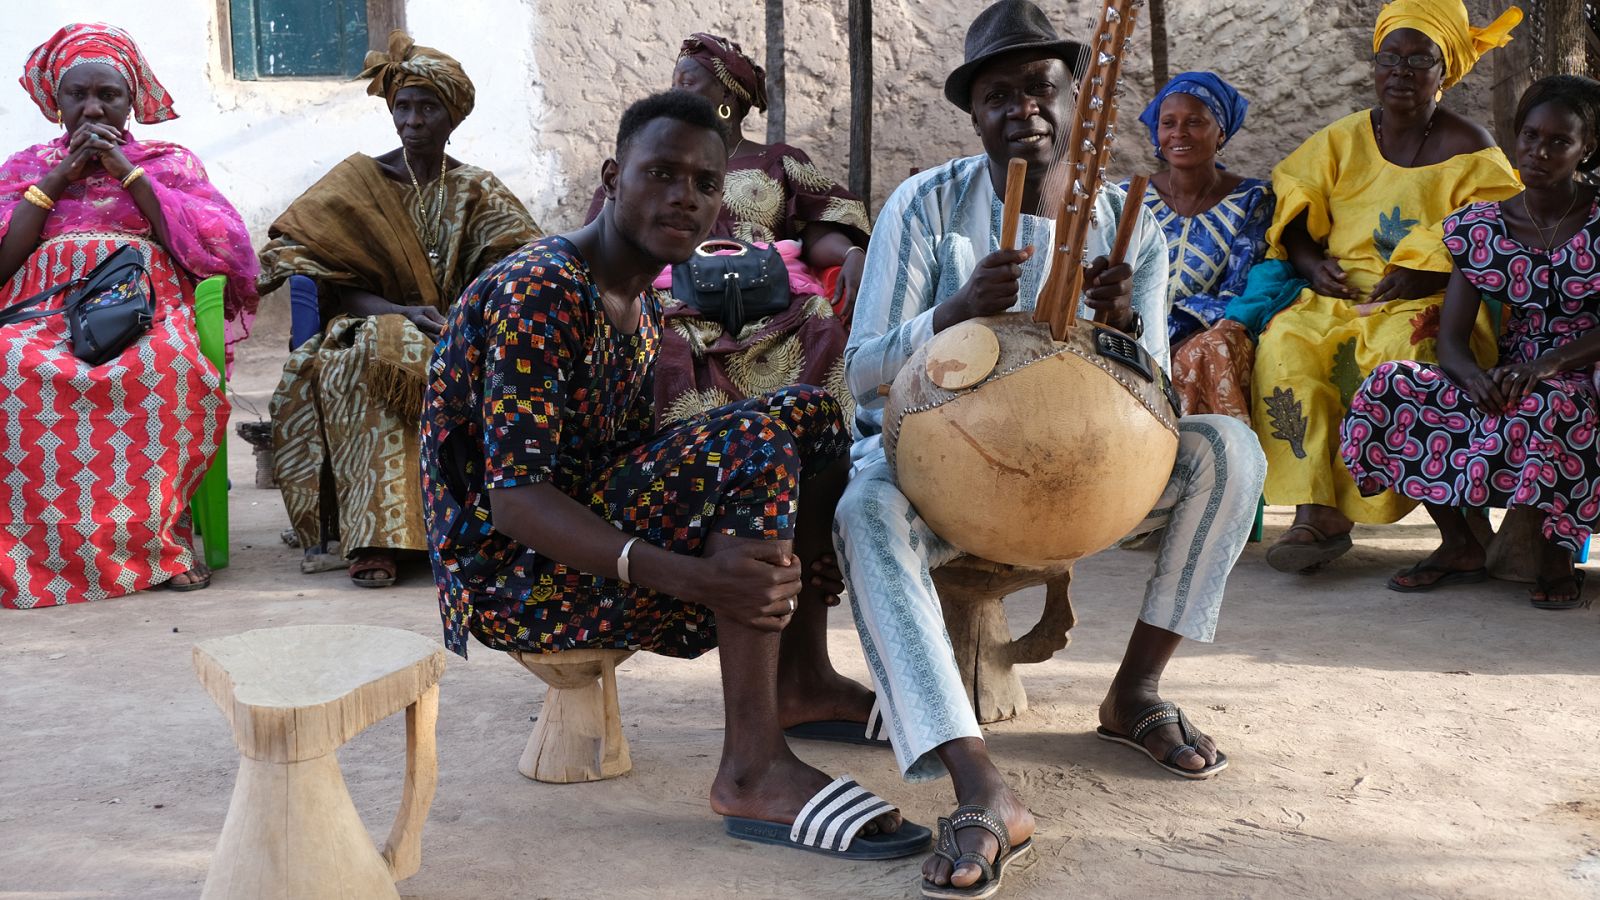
top-left (718, 103), bottom-right (732, 120)
top-left (57, 110), bottom-right (63, 125)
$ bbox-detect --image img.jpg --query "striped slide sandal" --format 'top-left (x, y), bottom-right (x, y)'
top-left (783, 697), bottom-right (893, 748)
top-left (723, 774), bottom-right (932, 860)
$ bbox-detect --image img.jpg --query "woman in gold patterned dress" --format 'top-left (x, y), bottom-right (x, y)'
top-left (259, 32), bottom-right (539, 587)
top-left (586, 32), bottom-right (870, 427)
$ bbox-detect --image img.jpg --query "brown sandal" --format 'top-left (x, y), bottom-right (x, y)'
top-left (348, 552), bottom-right (397, 588)
top-left (1265, 522), bottom-right (1353, 574)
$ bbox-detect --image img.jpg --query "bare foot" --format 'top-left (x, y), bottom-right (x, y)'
top-left (776, 668), bottom-right (875, 730)
top-left (710, 751), bottom-right (902, 837)
top-left (1530, 540), bottom-right (1583, 606)
top-left (1389, 540), bottom-right (1485, 590)
top-left (166, 564), bottom-right (210, 589)
top-left (921, 771), bottom-right (1034, 890)
top-left (1098, 690), bottom-right (1221, 773)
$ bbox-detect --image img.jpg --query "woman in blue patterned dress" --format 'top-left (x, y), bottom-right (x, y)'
top-left (1341, 76), bottom-right (1600, 608)
top-left (1125, 72), bottom-right (1272, 423)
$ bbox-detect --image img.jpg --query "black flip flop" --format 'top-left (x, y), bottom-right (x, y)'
top-left (921, 805), bottom-right (1033, 900)
top-left (1095, 701), bottom-right (1228, 779)
top-left (1386, 563), bottom-right (1488, 594)
top-left (1265, 523), bottom-right (1352, 574)
top-left (723, 774), bottom-right (931, 860)
top-left (784, 698), bottom-right (892, 748)
top-left (1531, 568), bottom-right (1589, 610)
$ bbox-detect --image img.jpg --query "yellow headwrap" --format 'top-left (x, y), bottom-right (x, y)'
top-left (1373, 0), bottom-right (1522, 91)
top-left (358, 30), bottom-right (475, 125)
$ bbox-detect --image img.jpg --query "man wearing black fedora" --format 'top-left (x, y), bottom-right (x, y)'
top-left (833, 1), bottom-right (1267, 896)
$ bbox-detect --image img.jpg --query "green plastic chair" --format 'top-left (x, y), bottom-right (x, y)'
top-left (191, 276), bottom-right (229, 571)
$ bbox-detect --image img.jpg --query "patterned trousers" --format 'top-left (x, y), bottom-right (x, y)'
top-left (834, 414), bottom-right (1266, 782)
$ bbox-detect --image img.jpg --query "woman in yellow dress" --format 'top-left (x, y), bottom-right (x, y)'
top-left (1257, 0), bottom-right (1524, 573)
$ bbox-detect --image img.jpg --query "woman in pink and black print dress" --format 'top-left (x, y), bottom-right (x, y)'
top-left (1341, 76), bottom-right (1600, 609)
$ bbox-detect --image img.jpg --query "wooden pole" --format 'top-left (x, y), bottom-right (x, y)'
top-left (765, 0), bottom-right (786, 144)
top-left (1547, 0), bottom-right (1587, 75)
top-left (1149, 0), bottom-right (1169, 89)
top-left (848, 0), bottom-right (873, 207)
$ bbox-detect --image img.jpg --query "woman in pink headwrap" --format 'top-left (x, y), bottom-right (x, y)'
top-left (0, 23), bottom-right (259, 607)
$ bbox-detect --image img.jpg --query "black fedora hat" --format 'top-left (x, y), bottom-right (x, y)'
top-left (944, 0), bottom-right (1087, 112)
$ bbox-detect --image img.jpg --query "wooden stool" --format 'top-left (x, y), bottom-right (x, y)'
top-left (193, 625), bottom-right (446, 900)
top-left (932, 556), bottom-right (1077, 724)
top-left (511, 648), bottom-right (635, 783)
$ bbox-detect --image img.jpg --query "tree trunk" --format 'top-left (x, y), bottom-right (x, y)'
top-left (1547, 0), bottom-right (1587, 75)
top-left (848, 0), bottom-right (873, 208)
top-left (1149, 0), bottom-right (1169, 89)
top-left (765, 0), bottom-right (786, 144)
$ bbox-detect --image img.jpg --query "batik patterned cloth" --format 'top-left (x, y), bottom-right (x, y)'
top-left (422, 236), bottom-right (849, 658)
top-left (586, 144), bottom-right (869, 429)
top-left (261, 156), bottom-right (538, 559)
top-left (1128, 177), bottom-right (1272, 423)
top-left (0, 138), bottom-right (257, 607)
top-left (837, 156), bottom-right (1265, 781)
top-left (269, 314), bottom-right (434, 555)
top-left (1341, 199), bottom-right (1600, 552)
top-left (1251, 110), bottom-right (1521, 523)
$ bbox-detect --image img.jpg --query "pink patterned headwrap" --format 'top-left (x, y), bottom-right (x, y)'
top-left (20, 23), bottom-right (177, 125)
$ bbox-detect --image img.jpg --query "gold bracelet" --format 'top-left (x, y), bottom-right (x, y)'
top-left (23, 184), bottom-right (54, 211)
top-left (121, 166), bottom-right (145, 189)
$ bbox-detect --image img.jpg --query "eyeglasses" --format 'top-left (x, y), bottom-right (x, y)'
top-left (1374, 52), bottom-right (1441, 71)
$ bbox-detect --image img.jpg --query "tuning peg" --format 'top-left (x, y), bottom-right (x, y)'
top-left (1098, 52), bottom-right (1116, 67)
top-left (1089, 96), bottom-right (1104, 111)
top-left (1081, 139), bottom-right (1097, 154)
top-left (1073, 179), bottom-right (1089, 198)
top-left (1075, 162), bottom-right (1087, 172)
top-left (1106, 6), bottom-right (1121, 22)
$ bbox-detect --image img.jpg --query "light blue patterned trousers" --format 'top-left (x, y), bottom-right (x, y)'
top-left (834, 414), bottom-right (1266, 782)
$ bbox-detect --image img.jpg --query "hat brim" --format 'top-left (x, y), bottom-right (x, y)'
top-left (944, 40), bottom-right (1087, 113)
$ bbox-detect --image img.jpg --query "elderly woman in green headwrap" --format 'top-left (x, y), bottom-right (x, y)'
top-left (261, 31), bottom-right (540, 588)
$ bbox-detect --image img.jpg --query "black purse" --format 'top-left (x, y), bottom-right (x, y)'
top-left (670, 239), bottom-right (792, 336)
top-left (0, 244), bottom-right (155, 366)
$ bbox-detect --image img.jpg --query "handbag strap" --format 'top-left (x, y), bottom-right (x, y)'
top-left (0, 281), bottom-right (74, 327)
top-left (0, 244), bottom-right (150, 328)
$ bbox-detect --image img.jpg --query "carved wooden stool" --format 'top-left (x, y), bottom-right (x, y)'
top-left (512, 648), bottom-right (635, 783)
top-left (193, 624), bottom-right (445, 900)
top-left (932, 556), bottom-right (1077, 724)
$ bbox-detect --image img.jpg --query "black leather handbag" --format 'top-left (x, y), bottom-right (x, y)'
top-left (670, 239), bottom-right (791, 336)
top-left (0, 244), bottom-right (154, 366)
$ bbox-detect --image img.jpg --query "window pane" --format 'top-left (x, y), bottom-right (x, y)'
top-left (231, 0), bottom-right (369, 80)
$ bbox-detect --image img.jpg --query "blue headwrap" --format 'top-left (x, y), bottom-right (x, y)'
top-left (1138, 71), bottom-right (1250, 159)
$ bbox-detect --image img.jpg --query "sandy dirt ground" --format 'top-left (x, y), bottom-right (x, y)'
top-left (3, 353), bottom-right (1600, 900)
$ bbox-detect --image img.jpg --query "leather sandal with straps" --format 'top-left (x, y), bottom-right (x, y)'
top-left (1095, 700), bottom-right (1229, 780)
top-left (1265, 522), bottom-right (1353, 574)
top-left (922, 804), bottom-right (1034, 900)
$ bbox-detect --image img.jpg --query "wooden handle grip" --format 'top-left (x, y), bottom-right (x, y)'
top-left (1095, 174), bottom-right (1149, 325)
top-left (999, 157), bottom-right (1028, 251)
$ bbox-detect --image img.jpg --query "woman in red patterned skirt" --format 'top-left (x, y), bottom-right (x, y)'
top-left (0, 24), bottom-right (258, 607)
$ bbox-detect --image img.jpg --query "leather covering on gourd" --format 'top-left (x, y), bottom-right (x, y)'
top-left (883, 312), bottom-right (1178, 567)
